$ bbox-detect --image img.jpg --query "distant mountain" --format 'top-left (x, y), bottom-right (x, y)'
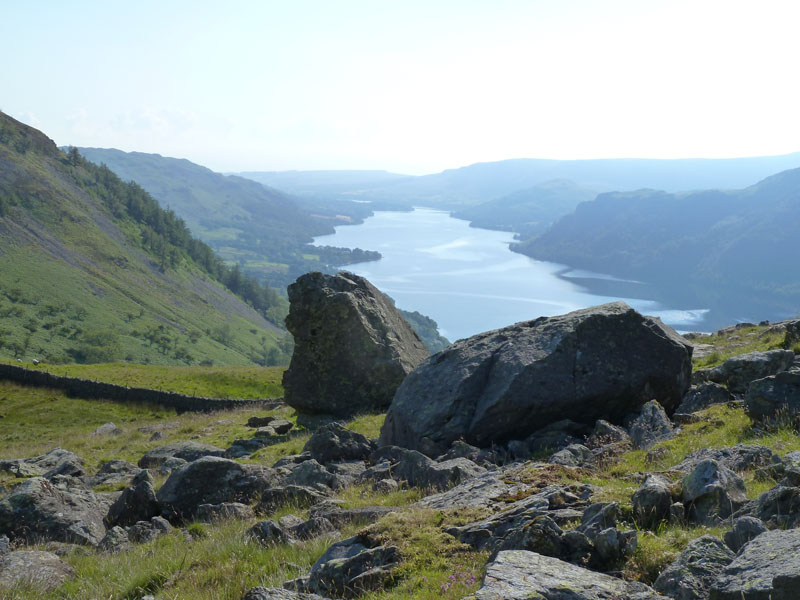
top-left (237, 169), bottom-right (411, 198)
top-left (77, 149), bottom-right (380, 289)
top-left (451, 179), bottom-right (600, 238)
top-left (517, 168), bottom-right (800, 327)
top-left (0, 112), bottom-right (290, 366)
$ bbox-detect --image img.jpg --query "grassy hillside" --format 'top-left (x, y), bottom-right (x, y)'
top-left (78, 148), bottom-right (381, 289)
top-left (0, 112), bottom-right (290, 366)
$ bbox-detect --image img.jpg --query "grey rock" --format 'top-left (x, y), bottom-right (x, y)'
top-left (586, 419), bottom-right (631, 448)
top-left (303, 423), bottom-right (375, 465)
top-left (357, 460), bottom-right (393, 483)
top-left (0, 536), bottom-right (8, 556)
top-left (282, 271), bottom-right (429, 418)
top-left (126, 517), bottom-right (171, 544)
top-left (548, 443), bottom-right (596, 468)
top-left (138, 441), bottom-right (226, 469)
top-left (157, 456), bottom-right (188, 476)
top-left (286, 517), bottom-right (337, 540)
top-left (628, 400), bottom-right (674, 450)
top-left (672, 445), bottom-right (778, 474)
top-left (0, 448), bottom-right (85, 480)
top-left (91, 422), bottom-right (122, 436)
top-left (669, 502), bottom-right (687, 526)
top-left (525, 419), bottom-right (588, 454)
top-left (394, 450), bottom-right (486, 491)
top-left (706, 349), bottom-right (795, 393)
top-left (196, 502), bottom-right (254, 522)
top-left (682, 460), bottom-right (748, 525)
top-left (372, 478), bottom-right (398, 493)
top-left (676, 382), bottom-right (735, 415)
top-left (746, 371), bottom-right (800, 425)
top-left (0, 477), bottom-right (107, 546)
top-left (0, 550), bottom-right (75, 591)
top-left (283, 459), bottom-right (344, 492)
top-left (257, 485), bottom-right (328, 514)
top-left (242, 588), bottom-right (329, 600)
top-left (381, 302), bottom-right (692, 456)
top-left (633, 474), bottom-right (674, 529)
top-left (327, 461), bottom-right (367, 487)
top-left (754, 485), bottom-right (800, 529)
top-left (724, 516), bottom-right (767, 553)
top-left (105, 470), bottom-right (159, 528)
top-left (593, 526), bottom-right (637, 566)
top-left (246, 520), bottom-right (290, 546)
top-left (471, 550), bottom-right (665, 599)
top-left (156, 456), bottom-right (276, 520)
top-left (247, 415), bottom-right (277, 428)
top-left (273, 453), bottom-right (312, 470)
top-left (98, 526), bottom-right (131, 553)
top-left (710, 528), bottom-right (800, 599)
top-left (436, 440), bottom-right (499, 467)
top-left (654, 535), bottom-right (734, 600)
top-left (310, 506), bottom-right (397, 528)
top-left (87, 459), bottom-right (141, 488)
top-left (577, 502), bottom-right (621, 539)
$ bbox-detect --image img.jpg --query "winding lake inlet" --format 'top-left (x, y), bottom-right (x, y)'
top-left (313, 208), bottom-right (708, 342)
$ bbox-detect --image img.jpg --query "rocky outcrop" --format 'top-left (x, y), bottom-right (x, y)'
top-left (282, 271), bottom-right (429, 418)
top-left (0, 550), bottom-right (75, 591)
top-left (710, 528), bottom-right (800, 599)
top-left (0, 477), bottom-right (107, 546)
top-left (745, 371), bottom-right (800, 425)
top-left (138, 441), bottom-right (226, 469)
top-left (381, 302), bottom-right (692, 456)
top-left (470, 550), bottom-right (665, 599)
top-left (156, 456), bottom-right (277, 520)
top-left (701, 349), bottom-right (795, 393)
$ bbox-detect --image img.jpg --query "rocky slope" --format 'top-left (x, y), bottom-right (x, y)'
top-left (2, 295), bottom-right (800, 599)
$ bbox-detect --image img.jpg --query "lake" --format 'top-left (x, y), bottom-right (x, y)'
top-left (312, 208), bottom-right (708, 342)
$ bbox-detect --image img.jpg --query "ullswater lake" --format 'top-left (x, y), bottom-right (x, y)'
top-left (312, 208), bottom-right (709, 342)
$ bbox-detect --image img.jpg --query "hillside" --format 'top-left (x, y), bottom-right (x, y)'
top-left (451, 179), bottom-right (600, 238)
top-left (77, 149), bottom-right (381, 289)
top-left (240, 153), bottom-right (800, 213)
top-left (517, 168), bottom-right (800, 328)
top-left (0, 112), bottom-right (290, 366)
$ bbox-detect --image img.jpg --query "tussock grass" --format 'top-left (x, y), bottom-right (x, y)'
top-left (692, 324), bottom-right (788, 369)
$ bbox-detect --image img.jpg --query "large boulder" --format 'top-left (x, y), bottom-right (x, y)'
top-left (682, 460), bottom-right (748, 525)
top-left (471, 550), bottom-right (665, 599)
top-left (0, 550), bottom-right (75, 591)
top-left (0, 477), bottom-right (107, 546)
top-left (282, 272), bottom-right (429, 418)
top-left (303, 423), bottom-right (376, 465)
top-left (654, 535), bottom-right (734, 600)
top-left (381, 302), bottom-right (692, 456)
top-left (710, 528), bottom-right (800, 599)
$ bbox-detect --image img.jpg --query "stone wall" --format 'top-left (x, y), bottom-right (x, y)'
top-left (0, 363), bottom-right (280, 413)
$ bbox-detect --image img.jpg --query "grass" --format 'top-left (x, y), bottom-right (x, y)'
top-left (15, 363), bottom-right (286, 399)
top-left (691, 323), bottom-right (789, 369)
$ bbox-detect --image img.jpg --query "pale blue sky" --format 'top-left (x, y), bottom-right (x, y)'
top-left (3, 0), bottom-right (799, 174)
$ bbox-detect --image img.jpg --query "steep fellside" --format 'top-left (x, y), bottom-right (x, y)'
top-left (0, 112), bottom-right (285, 366)
top-left (516, 169), bottom-right (800, 328)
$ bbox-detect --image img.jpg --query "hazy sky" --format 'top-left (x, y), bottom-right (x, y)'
top-left (3, 0), bottom-right (800, 174)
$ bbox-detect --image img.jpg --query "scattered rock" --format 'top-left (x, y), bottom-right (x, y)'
top-left (283, 460), bottom-right (345, 492)
top-left (633, 474), bottom-right (674, 529)
top-left (724, 516), bottom-right (767, 553)
top-left (247, 415), bottom-right (277, 428)
top-left (548, 443), bottom-right (596, 468)
top-left (127, 516), bottom-right (172, 543)
top-left (98, 526), bottom-right (131, 553)
top-left (285, 517), bottom-right (337, 540)
top-left (682, 460), bottom-right (748, 525)
top-left (710, 528), bottom-right (800, 599)
top-left (586, 419), bottom-right (631, 448)
top-left (372, 478), bottom-right (398, 493)
top-left (105, 470), bottom-right (159, 528)
top-left (156, 456), bottom-right (276, 520)
top-left (87, 459), bottom-right (142, 488)
top-left (470, 550), bottom-right (665, 599)
top-left (745, 371), bottom-right (800, 425)
top-left (381, 302), bottom-right (692, 456)
top-left (0, 448), bottom-right (85, 480)
top-left (0, 477), bottom-right (107, 546)
top-left (705, 349), bottom-right (795, 393)
top-left (671, 444), bottom-right (778, 474)
top-left (310, 506), bottom-right (398, 528)
top-left (91, 422), bottom-right (122, 436)
top-left (627, 400), bottom-right (674, 450)
top-left (394, 450), bottom-right (486, 491)
top-left (676, 382), bottom-right (735, 415)
top-left (196, 502), bottom-right (254, 522)
top-left (138, 441), bottom-right (226, 469)
top-left (246, 520), bottom-right (290, 546)
top-left (257, 485), bottom-right (328, 514)
top-left (282, 271), bottom-right (429, 418)
top-left (304, 423), bottom-right (376, 465)
top-left (654, 535), bottom-right (734, 600)
top-left (0, 550), bottom-right (75, 591)
top-left (754, 485), bottom-right (800, 529)
top-left (242, 588), bottom-right (329, 600)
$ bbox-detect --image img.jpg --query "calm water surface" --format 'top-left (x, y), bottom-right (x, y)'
top-left (313, 208), bottom-right (707, 342)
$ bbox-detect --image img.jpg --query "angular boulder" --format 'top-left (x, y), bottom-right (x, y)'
top-left (156, 456), bottom-right (276, 520)
top-left (0, 477), bottom-right (107, 546)
top-left (303, 423), bottom-right (375, 465)
top-left (710, 528), bottom-right (800, 599)
top-left (282, 271), bottom-right (429, 418)
top-left (138, 441), bottom-right (226, 469)
top-left (471, 550), bottom-right (665, 599)
top-left (654, 535), bottom-right (734, 600)
top-left (381, 302), bottom-right (692, 456)
top-left (745, 371), bottom-right (800, 425)
top-left (682, 460), bottom-right (748, 525)
top-left (706, 349), bottom-right (795, 394)
top-left (0, 550), bottom-right (75, 591)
